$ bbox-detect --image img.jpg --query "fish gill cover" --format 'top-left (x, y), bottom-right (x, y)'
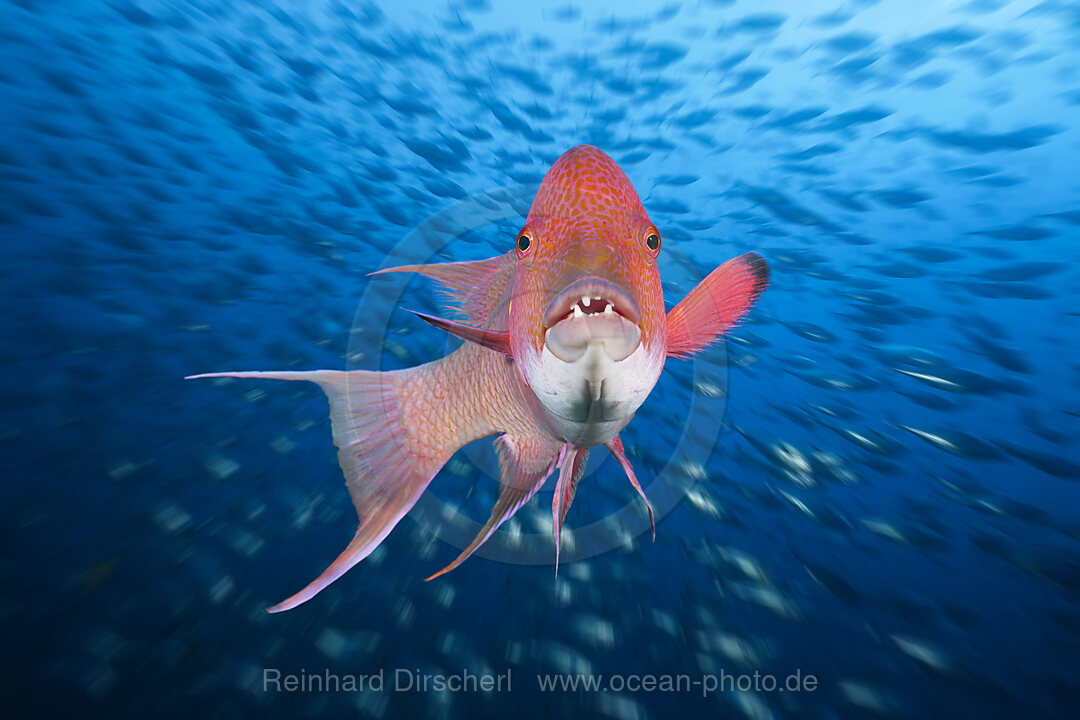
top-left (1, 0), bottom-right (1078, 718)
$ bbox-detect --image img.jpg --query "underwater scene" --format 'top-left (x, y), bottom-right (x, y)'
top-left (3, 0), bottom-right (1080, 717)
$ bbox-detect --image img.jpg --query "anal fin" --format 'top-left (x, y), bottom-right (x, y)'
top-left (425, 434), bottom-right (561, 580)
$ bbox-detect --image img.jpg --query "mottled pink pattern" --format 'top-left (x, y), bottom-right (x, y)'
top-left (511, 145), bottom-right (667, 355)
top-left (189, 145), bottom-right (768, 610)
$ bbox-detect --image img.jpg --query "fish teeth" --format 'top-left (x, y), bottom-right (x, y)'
top-left (569, 296), bottom-right (614, 318)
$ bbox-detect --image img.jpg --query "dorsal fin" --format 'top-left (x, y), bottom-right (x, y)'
top-left (372, 252), bottom-right (516, 330)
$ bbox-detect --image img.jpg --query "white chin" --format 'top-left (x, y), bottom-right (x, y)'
top-left (524, 333), bottom-right (664, 447)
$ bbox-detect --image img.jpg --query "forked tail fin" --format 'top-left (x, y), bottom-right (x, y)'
top-left (186, 369), bottom-right (449, 612)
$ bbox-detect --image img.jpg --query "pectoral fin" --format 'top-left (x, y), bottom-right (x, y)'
top-left (425, 434), bottom-right (562, 581)
top-left (666, 251), bottom-right (769, 358)
top-left (605, 435), bottom-right (654, 541)
top-left (407, 309), bottom-right (512, 356)
top-left (552, 445), bottom-right (589, 577)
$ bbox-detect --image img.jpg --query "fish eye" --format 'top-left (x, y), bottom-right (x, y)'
top-left (517, 232), bottom-right (532, 254)
top-left (645, 231), bottom-right (661, 253)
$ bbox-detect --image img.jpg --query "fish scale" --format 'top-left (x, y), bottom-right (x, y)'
top-left (190, 145), bottom-right (768, 610)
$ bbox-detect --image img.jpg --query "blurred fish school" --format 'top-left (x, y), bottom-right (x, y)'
top-left (1, 0), bottom-right (1079, 718)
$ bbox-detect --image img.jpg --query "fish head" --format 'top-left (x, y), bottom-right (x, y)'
top-left (509, 145), bottom-right (667, 445)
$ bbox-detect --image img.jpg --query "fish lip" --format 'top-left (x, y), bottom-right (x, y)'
top-left (541, 276), bottom-right (642, 329)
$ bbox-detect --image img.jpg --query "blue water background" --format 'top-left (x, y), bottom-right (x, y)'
top-left (2, 0), bottom-right (1079, 718)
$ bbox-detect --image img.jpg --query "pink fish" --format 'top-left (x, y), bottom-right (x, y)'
top-left (188, 145), bottom-right (767, 612)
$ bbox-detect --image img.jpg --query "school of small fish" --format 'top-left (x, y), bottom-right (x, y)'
top-left (2, 0), bottom-right (1079, 718)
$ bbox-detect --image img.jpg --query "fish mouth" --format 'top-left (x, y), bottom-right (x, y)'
top-left (542, 277), bottom-right (642, 328)
top-left (541, 277), bottom-right (642, 363)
